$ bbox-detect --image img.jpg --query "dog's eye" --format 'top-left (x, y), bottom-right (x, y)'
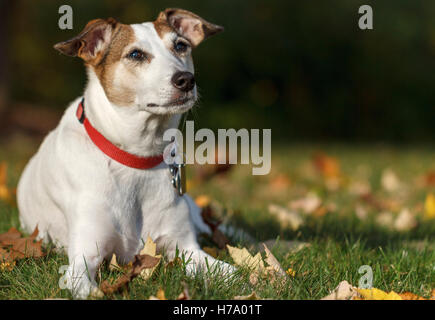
top-left (174, 40), bottom-right (189, 53)
top-left (127, 49), bottom-right (146, 61)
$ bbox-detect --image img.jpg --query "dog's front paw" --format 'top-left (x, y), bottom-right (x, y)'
top-left (63, 266), bottom-right (99, 299)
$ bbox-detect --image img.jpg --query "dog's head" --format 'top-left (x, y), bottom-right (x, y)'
top-left (54, 8), bottom-right (223, 115)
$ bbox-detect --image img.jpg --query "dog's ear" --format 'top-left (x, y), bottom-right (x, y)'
top-left (159, 8), bottom-right (223, 47)
top-left (54, 18), bottom-right (118, 63)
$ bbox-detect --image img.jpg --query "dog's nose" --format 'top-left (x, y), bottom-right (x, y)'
top-left (171, 71), bottom-right (195, 92)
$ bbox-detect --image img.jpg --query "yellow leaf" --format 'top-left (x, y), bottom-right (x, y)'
top-left (148, 288), bottom-right (167, 300)
top-left (357, 288), bottom-right (402, 300)
top-left (424, 193), bottom-right (435, 219)
top-left (226, 245), bottom-right (264, 272)
top-left (286, 268), bottom-right (296, 277)
top-left (195, 195), bottom-right (211, 208)
top-left (139, 237), bottom-right (161, 281)
top-left (0, 261), bottom-right (16, 272)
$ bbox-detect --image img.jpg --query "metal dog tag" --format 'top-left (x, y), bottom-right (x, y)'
top-left (170, 163), bottom-right (186, 196)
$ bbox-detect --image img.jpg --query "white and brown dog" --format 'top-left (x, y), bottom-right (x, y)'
top-left (17, 8), bottom-right (233, 299)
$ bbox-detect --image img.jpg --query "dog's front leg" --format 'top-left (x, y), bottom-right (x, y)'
top-left (64, 211), bottom-right (114, 299)
top-left (160, 227), bottom-right (235, 278)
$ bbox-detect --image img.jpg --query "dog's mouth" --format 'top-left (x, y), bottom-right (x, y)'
top-left (147, 96), bottom-right (193, 108)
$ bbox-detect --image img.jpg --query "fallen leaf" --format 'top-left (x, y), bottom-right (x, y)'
top-left (156, 288), bottom-right (166, 300)
top-left (268, 204), bottom-right (304, 231)
top-left (269, 174), bottom-right (291, 192)
top-left (348, 180), bottom-right (371, 196)
top-left (195, 195), bottom-right (211, 208)
top-left (357, 288), bottom-right (402, 300)
top-left (375, 212), bottom-right (394, 229)
top-left (0, 227), bottom-right (21, 243)
top-left (0, 227), bottom-right (44, 262)
top-left (0, 260), bottom-right (16, 271)
top-left (285, 268), bottom-right (296, 277)
top-left (201, 205), bottom-right (229, 249)
top-left (381, 168), bottom-right (401, 192)
top-left (424, 171), bottom-right (435, 187)
top-left (203, 246), bottom-right (219, 258)
top-left (289, 193), bottom-right (321, 215)
top-left (139, 237), bottom-right (162, 281)
top-left (355, 205), bottom-right (368, 221)
top-left (424, 193), bottom-right (435, 220)
top-left (100, 254), bottom-right (160, 295)
top-left (226, 245), bottom-right (264, 272)
top-left (234, 292), bottom-right (261, 300)
top-left (398, 292), bottom-right (426, 300)
top-left (393, 208), bottom-right (417, 231)
top-left (260, 239), bottom-right (310, 254)
top-left (313, 152), bottom-right (340, 179)
top-left (321, 281), bottom-right (358, 300)
top-left (263, 243), bottom-right (286, 278)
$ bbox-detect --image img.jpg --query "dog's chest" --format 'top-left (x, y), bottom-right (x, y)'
top-left (105, 163), bottom-right (177, 238)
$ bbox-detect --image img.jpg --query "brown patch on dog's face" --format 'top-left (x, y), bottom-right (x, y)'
top-left (92, 24), bottom-right (136, 106)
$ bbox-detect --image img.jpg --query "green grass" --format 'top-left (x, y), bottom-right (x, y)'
top-left (0, 139), bottom-right (434, 299)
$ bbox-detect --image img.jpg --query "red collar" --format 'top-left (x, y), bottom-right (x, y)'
top-left (76, 99), bottom-right (164, 170)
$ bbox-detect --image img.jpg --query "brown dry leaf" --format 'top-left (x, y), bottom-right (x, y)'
top-left (268, 204), bottom-right (304, 231)
top-left (0, 227), bottom-right (44, 262)
top-left (398, 292), bottom-right (427, 300)
top-left (139, 237), bottom-right (161, 281)
top-left (425, 172), bottom-right (435, 187)
top-left (0, 227), bottom-right (21, 243)
top-left (360, 193), bottom-right (400, 212)
top-left (201, 205), bottom-right (229, 249)
top-left (166, 257), bottom-right (183, 269)
top-left (321, 281), bottom-right (358, 300)
top-left (312, 152), bottom-right (341, 179)
top-left (203, 246), bottom-right (219, 258)
top-left (100, 254), bottom-right (160, 295)
top-left (234, 292), bottom-right (262, 300)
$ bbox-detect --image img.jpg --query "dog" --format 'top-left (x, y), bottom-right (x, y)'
top-left (17, 8), bottom-right (234, 299)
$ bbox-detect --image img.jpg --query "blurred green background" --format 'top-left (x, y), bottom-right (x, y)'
top-left (1, 0), bottom-right (435, 143)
